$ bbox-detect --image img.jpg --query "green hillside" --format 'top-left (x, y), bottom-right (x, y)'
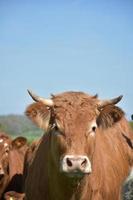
top-left (0, 115), bottom-right (43, 142)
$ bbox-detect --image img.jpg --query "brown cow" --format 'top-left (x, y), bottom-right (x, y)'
top-left (23, 139), bottom-right (40, 184)
top-left (5, 137), bottom-right (28, 193)
top-left (0, 135), bottom-right (28, 199)
top-left (0, 133), bottom-right (11, 199)
top-left (24, 90), bottom-right (133, 200)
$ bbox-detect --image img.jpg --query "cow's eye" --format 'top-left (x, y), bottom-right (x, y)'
top-left (54, 125), bottom-right (58, 131)
top-left (5, 149), bottom-right (9, 154)
top-left (88, 121), bottom-right (97, 136)
top-left (92, 126), bottom-right (97, 132)
top-left (51, 123), bottom-right (58, 130)
top-left (51, 123), bottom-right (60, 132)
top-left (52, 123), bottom-right (65, 137)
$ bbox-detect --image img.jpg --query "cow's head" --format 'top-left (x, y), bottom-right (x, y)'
top-left (26, 90), bottom-right (124, 178)
top-left (8, 136), bottom-right (28, 179)
top-left (0, 136), bottom-right (28, 180)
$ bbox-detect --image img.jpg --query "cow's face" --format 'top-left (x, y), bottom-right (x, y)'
top-left (26, 90), bottom-right (123, 178)
top-left (0, 136), bottom-right (28, 180)
top-left (50, 120), bottom-right (97, 178)
top-left (50, 97), bottom-right (98, 177)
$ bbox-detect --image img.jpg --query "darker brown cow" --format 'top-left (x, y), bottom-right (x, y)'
top-left (23, 139), bottom-right (40, 184)
top-left (24, 90), bottom-right (133, 200)
top-left (0, 133), bottom-right (11, 198)
top-left (0, 135), bottom-right (28, 199)
top-left (5, 137), bottom-right (28, 193)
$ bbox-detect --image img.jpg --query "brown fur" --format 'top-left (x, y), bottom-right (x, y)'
top-left (97, 105), bottom-right (125, 128)
top-left (23, 138), bottom-right (41, 185)
top-left (0, 135), bottom-right (28, 199)
top-left (4, 137), bottom-right (28, 196)
top-left (0, 132), bottom-right (12, 143)
top-left (0, 133), bottom-right (11, 198)
top-left (24, 91), bottom-right (133, 200)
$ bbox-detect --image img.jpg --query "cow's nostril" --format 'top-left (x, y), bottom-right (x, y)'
top-left (81, 158), bottom-right (87, 167)
top-left (66, 158), bottom-right (73, 167)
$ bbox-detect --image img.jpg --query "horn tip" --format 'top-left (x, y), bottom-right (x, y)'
top-left (27, 89), bottom-right (32, 96)
top-left (119, 95), bottom-right (123, 101)
top-left (27, 89), bottom-right (38, 102)
top-left (27, 89), bottom-right (34, 98)
top-left (27, 89), bottom-right (31, 95)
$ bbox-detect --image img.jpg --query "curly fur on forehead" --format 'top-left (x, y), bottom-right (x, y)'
top-left (52, 91), bottom-right (97, 105)
top-left (52, 91), bottom-right (98, 109)
top-left (52, 91), bottom-right (98, 121)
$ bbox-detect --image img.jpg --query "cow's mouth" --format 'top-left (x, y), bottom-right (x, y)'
top-left (63, 170), bottom-right (90, 179)
top-left (66, 172), bottom-right (84, 178)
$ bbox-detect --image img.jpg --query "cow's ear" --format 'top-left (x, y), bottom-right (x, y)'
top-left (12, 136), bottom-right (27, 149)
top-left (25, 102), bottom-right (51, 131)
top-left (97, 105), bottom-right (124, 128)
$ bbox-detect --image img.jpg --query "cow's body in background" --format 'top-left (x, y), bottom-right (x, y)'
top-left (0, 133), bottom-right (28, 199)
top-left (0, 132), bottom-right (11, 198)
top-left (24, 91), bottom-right (133, 200)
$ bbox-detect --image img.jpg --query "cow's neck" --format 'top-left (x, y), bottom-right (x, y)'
top-left (48, 156), bottom-right (89, 200)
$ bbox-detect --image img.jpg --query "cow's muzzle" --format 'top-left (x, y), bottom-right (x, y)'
top-left (60, 155), bottom-right (92, 177)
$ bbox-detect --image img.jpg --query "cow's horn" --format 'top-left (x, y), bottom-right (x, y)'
top-left (27, 89), bottom-right (54, 107)
top-left (98, 95), bottom-right (123, 109)
top-left (92, 94), bottom-right (98, 99)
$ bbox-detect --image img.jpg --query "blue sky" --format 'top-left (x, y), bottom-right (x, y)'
top-left (0, 0), bottom-right (133, 119)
